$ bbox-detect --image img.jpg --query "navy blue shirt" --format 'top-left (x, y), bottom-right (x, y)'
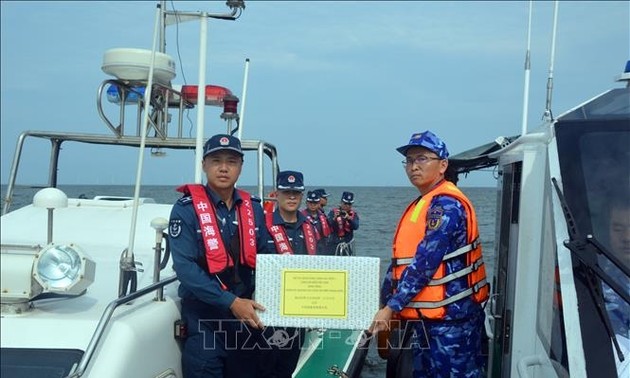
top-left (266, 210), bottom-right (314, 255)
top-left (168, 186), bottom-right (271, 313)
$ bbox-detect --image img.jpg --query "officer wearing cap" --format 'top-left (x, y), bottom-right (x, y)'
top-left (260, 170), bottom-right (318, 377)
top-left (302, 191), bottom-right (334, 255)
top-left (369, 130), bottom-right (489, 377)
top-left (328, 191), bottom-right (360, 256)
top-left (312, 189), bottom-right (334, 254)
top-left (168, 133), bottom-right (272, 378)
top-left (313, 188), bottom-right (330, 212)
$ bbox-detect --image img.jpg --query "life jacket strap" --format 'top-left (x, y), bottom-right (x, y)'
top-left (442, 237), bottom-right (480, 261)
top-left (426, 257), bottom-right (485, 286)
top-left (392, 257), bottom-right (414, 266)
top-left (405, 278), bottom-right (488, 309)
top-left (391, 237), bottom-right (480, 267)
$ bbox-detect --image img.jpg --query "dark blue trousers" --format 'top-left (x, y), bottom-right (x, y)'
top-left (181, 300), bottom-right (265, 378)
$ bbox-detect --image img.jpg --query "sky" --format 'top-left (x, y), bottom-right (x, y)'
top-left (1, 1), bottom-right (628, 188)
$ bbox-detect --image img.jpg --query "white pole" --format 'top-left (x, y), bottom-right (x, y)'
top-left (238, 58), bottom-right (250, 140)
top-left (543, 1), bottom-right (559, 122)
top-left (521, 1), bottom-right (533, 136)
top-left (126, 4), bottom-right (161, 259)
top-left (194, 13), bottom-right (208, 183)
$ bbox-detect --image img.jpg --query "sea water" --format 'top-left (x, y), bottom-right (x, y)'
top-left (1, 184), bottom-right (497, 377)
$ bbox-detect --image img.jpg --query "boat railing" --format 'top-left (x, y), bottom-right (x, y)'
top-left (65, 274), bottom-right (179, 378)
top-left (1, 130), bottom-right (279, 215)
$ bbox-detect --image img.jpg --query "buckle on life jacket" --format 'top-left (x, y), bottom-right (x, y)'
top-left (471, 238), bottom-right (480, 250)
top-left (472, 258), bottom-right (484, 272)
top-left (472, 279), bottom-right (487, 293)
top-left (392, 257), bottom-right (413, 266)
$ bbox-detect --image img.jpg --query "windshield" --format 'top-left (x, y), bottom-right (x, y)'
top-left (556, 117), bottom-right (630, 376)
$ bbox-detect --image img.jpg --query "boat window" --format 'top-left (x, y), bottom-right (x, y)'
top-left (556, 119), bottom-right (630, 375)
top-left (578, 128), bottom-right (630, 366)
top-left (1, 348), bottom-right (83, 378)
top-left (578, 130), bottom-right (630, 270)
top-left (535, 187), bottom-right (570, 376)
top-left (536, 258), bottom-right (570, 376)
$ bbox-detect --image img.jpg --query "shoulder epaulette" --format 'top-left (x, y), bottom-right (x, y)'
top-left (177, 195), bottom-right (193, 205)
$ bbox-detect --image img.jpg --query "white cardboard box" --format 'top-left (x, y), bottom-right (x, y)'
top-left (255, 254), bottom-right (380, 330)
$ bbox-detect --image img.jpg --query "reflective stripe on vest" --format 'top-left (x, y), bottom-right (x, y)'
top-left (177, 184), bottom-right (257, 273)
top-left (392, 238), bottom-right (480, 266)
top-left (405, 278), bottom-right (488, 309)
top-left (391, 180), bottom-right (489, 320)
top-left (265, 211), bottom-right (317, 255)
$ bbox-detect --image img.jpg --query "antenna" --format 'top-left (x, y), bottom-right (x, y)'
top-left (238, 58), bottom-right (250, 140)
top-left (542, 1), bottom-right (560, 123)
top-left (120, 4), bottom-right (162, 297)
top-left (194, 14), bottom-right (208, 184)
top-left (520, 1), bottom-right (533, 136)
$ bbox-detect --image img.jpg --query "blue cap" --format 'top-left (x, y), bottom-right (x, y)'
top-left (313, 188), bottom-right (329, 198)
top-left (203, 134), bottom-right (243, 157)
top-left (306, 191), bottom-right (321, 202)
top-left (277, 170), bottom-right (305, 191)
top-left (396, 130), bottom-right (449, 159)
top-left (341, 191), bottom-right (355, 204)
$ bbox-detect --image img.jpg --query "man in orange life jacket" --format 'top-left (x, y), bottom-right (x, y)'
top-left (168, 133), bottom-right (272, 378)
top-left (328, 191), bottom-right (359, 255)
top-left (261, 170), bottom-right (318, 377)
top-left (368, 130), bottom-right (489, 378)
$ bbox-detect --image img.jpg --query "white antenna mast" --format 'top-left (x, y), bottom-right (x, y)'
top-left (194, 14), bottom-right (209, 184)
top-left (543, 1), bottom-right (560, 123)
top-left (120, 4), bottom-right (162, 297)
top-left (238, 58), bottom-right (250, 140)
top-left (520, 1), bottom-right (533, 136)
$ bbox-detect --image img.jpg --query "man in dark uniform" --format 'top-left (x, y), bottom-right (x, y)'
top-left (302, 190), bottom-right (334, 255)
top-left (261, 170), bottom-right (318, 377)
top-left (369, 130), bottom-right (488, 378)
top-left (168, 133), bottom-right (271, 378)
top-left (313, 188), bottom-right (330, 213)
top-left (328, 191), bottom-right (359, 256)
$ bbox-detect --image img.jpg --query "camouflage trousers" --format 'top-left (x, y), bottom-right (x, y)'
top-left (411, 310), bottom-right (486, 378)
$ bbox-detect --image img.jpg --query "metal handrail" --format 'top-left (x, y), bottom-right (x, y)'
top-left (1, 130), bottom-right (279, 215)
top-left (65, 275), bottom-right (178, 378)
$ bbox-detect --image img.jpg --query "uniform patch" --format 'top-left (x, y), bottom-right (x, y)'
top-left (427, 206), bottom-right (444, 230)
top-left (169, 219), bottom-right (182, 238)
top-left (177, 196), bottom-right (192, 205)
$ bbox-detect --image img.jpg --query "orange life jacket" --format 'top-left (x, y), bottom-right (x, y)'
top-left (177, 184), bottom-right (257, 273)
top-left (391, 180), bottom-right (488, 319)
top-left (265, 211), bottom-right (317, 255)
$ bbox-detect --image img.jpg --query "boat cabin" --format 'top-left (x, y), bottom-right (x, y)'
top-left (449, 63), bottom-right (630, 377)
